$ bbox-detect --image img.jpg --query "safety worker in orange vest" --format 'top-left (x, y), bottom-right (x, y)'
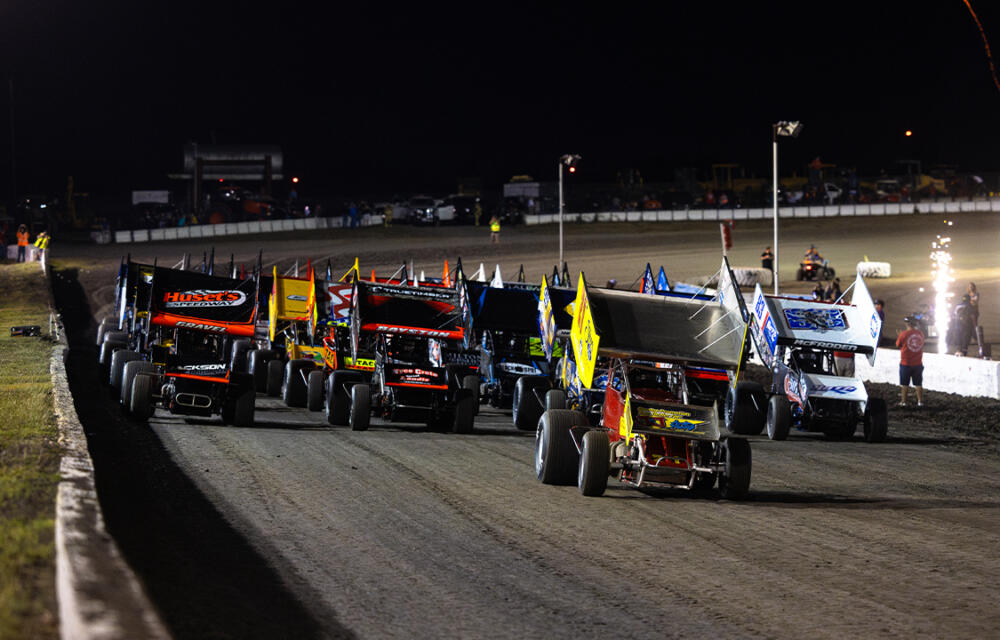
top-left (16, 224), bottom-right (30, 262)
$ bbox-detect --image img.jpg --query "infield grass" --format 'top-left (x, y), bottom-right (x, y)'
top-left (0, 261), bottom-right (60, 639)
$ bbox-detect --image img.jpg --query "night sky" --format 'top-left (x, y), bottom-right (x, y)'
top-left (2, 1), bottom-right (1000, 199)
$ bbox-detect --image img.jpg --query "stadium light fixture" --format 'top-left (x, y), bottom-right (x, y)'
top-left (772, 120), bottom-right (803, 294)
top-left (558, 154), bottom-right (581, 272)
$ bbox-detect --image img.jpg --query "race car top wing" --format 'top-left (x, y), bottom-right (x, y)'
top-left (149, 267), bottom-right (259, 336)
top-left (749, 275), bottom-right (879, 366)
top-left (569, 272), bottom-right (746, 388)
top-left (350, 280), bottom-right (467, 342)
top-left (268, 265), bottom-right (317, 341)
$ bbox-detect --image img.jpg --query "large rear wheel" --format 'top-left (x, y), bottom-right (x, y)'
top-left (110, 349), bottom-right (141, 390)
top-left (130, 373), bottom-right (156, 421)
top-left (233, 389), bottom-right (255, 428)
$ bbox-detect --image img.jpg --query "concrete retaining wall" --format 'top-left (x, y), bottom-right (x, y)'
top-left (855, 348), bottom-right (1000, 399)
top-left (524, 198), bottom-right (1000, 226)
top-left (114, 214), bottom-right (382, 244)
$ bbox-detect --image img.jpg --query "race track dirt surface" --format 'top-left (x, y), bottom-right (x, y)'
top-left (51, 212), bottom-right (1000, 639)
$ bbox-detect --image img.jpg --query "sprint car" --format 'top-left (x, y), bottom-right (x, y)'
top-left (119, 265), bottom-right (261, 427)
top-left (326, 280), bottom-right (477, 433)
top-left (535, 261), bottom-right (754, 499)
top-left (727, 274), bottom-right (888, 442)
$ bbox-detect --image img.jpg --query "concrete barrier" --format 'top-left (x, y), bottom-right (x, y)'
top-left (855, 348), bottom-right (1000, 399)
top-left (856, 261), bottom-right (892, 278)
top-left (113, 199), bottom-right (1000, 242)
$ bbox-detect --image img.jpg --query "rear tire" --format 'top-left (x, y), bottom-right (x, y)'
top-left (863, 397), bottom-right (888, 443)
top-left (514, 375), bottom-right (550, 431)
top-left (718, 437), bottom-right (751, 499)
top-left (535, 409), bottom-right (586, 485)
top-left (350, 384), bottom-right (370, 431)
top-left (725, 382), bottom-right (766, 435)
top-left (307, 370), bottom-right (325, 411)
top-left (266, 359), bottom-right (284, 397)
top-left (765, 395), bottom-right (792, 441)
top-left (578, 430), bottom-right (610, 496)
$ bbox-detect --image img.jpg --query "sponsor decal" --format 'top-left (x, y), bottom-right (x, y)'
top-left (784, 374), bottom-right (801, 402)
top-left (498, 361), bottom-right (542, 376)
top-left (176, 320), bottom-right (228, 333)
top-left (368, 284), bottom-right (451, 300)
top-left (754, 293), bottom-right (766, 321)
top-left (177, 363), bottom-right (227, 372)
top-left (347, 357), bottom-right (375, 370)
top-left (287, 294), bottom-right (308, 302)
top-left (162, 289), bottom-right (246, 308)
top-left (870, 313), bottom-right (881, 339)
top-left (796, 340), bottom-right (860, 351)
top-left (784, 307), bottom-right (847, 331)
top-left (763, 313), bottom-right (779, 353)
top-left (634, 406), bottom-right (708, 434)
top-left (375, 325), bottom-right (453, 338)
top-left (810, 384), bottom-right (858, 395)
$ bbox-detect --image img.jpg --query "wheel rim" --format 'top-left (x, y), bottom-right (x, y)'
top-left (535, 421), bottom-right (546, 476)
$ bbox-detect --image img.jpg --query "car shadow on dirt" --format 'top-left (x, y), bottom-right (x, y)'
top-left (52, 268), bottom-right (353, 640)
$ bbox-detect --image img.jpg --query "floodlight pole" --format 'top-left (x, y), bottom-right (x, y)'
top-left (558, 160), bottom-right (564, 272)
top-left (772, 125), bottom-right (779, 295)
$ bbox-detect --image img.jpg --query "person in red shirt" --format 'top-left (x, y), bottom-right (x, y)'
top-left (895, 316), bottom-right (925, 408)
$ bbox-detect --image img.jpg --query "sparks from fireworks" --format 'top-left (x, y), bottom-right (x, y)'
top-left (962, 0), bottom-right (1000, 94)
top-left (930, 227), bottom-right (956, 353)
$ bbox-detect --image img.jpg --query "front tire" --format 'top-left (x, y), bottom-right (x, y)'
top-left (718, 437), bottom-right (751, 499)
top-left (863, 397), bottom-right (888, 443)
top-left (535, 409), bottom-right (586, 485)
top-left (307, 370), bottom-right (325, 411)
top-left (266, 359), bottom-right (284, 397)
top-left (578, 430), bottom-right (610, 496)
top-left (453, 389), bottom-right (475, 434)
top-left (766, 395), bottom-right (792, 441)
top-left (350, 384), bottom-right (370, 431)
top-left (545, 389), bottom-right (566, 411)
top-left (726, 381), bottom-right (766, 435)
top-left (514, 375), bottom-right (550, 431)
top-left (130, 373), bottom-right (155, 421)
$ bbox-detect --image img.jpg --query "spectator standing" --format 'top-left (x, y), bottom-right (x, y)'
top-left (760, 246), bottom-right (773, 272)
top-left (33, 231), bottom-right (50, 261)
top-left (16, 224), bottom-right (29, 262)
top-left (824, 277), bottom-right (842, 302)
top-left (811, 282), bottom-right (824, 300)
top-left (949, 295), bottom-right (975, 356)
top-left (489, 215), bottom-right (500, 244)
top-left (384, 203), bottom-right (393, 227)
top-left (473, 202), bottom-right (482, 226)
top-left (874, 299), bottom-right (886, 323)
top-left (895, 316), bottom-right (925, 407)
top-left (349, 202), bottom-right (359, 229)
top-left (967, 282), bottom-right (980, 328)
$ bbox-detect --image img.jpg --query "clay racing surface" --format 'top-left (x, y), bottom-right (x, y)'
top-left (53, 213), bottom-right (1000, 639)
